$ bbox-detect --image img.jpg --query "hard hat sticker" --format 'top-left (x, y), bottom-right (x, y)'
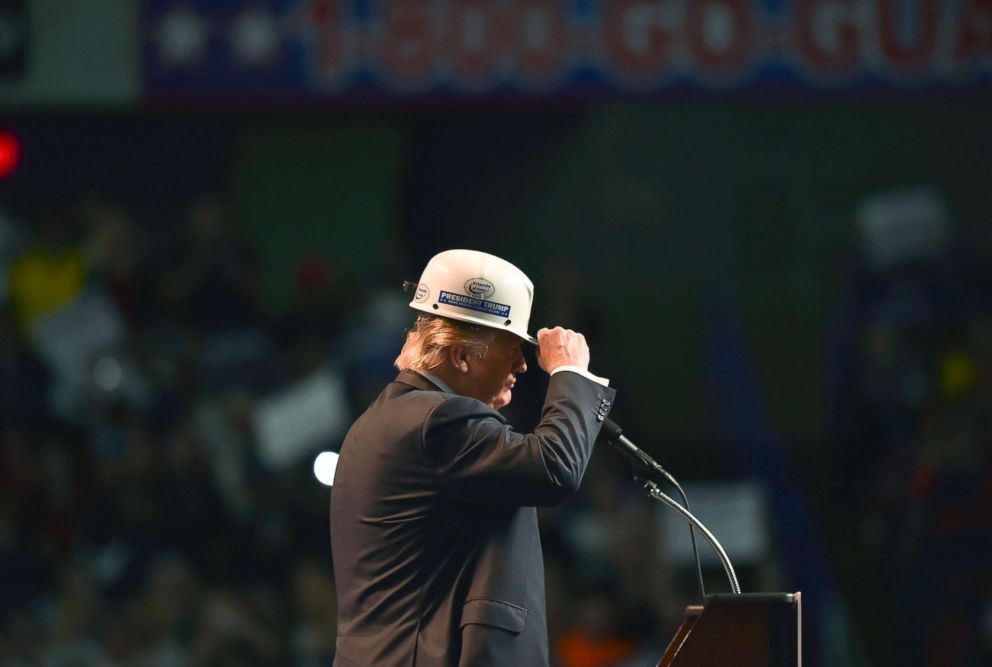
top-left (414, 284), bottom-right (430, 302)
top-left (464, 278), bottom-right (495, 299)
top-left (439, 290), bottom-right (511, 318)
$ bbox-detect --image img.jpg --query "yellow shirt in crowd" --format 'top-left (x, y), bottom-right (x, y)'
top-left (8, 246), bottom-right (86, 329)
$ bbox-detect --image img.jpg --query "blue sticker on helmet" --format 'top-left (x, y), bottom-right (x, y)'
top-left (438, 290), bottom-right (511, 318)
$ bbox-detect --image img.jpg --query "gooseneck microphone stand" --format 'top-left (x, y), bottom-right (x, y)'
top-left (599, 419), bottom-right (741, 596)
top-left (642, 481), bottom-right (742, 596)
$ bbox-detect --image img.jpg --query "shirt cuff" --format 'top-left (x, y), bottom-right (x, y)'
top-left (550, 365), bottom-right (610, 387)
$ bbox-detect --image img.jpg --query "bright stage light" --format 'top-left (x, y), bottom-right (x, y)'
top-left (313, 451), bottom-right (339, 486)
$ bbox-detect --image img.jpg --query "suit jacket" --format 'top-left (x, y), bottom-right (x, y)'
top-left (330, 369), bottom-right (616, 667)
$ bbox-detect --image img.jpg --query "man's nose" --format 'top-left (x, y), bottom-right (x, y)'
top-left (515, 347), bottom-right (527, 373)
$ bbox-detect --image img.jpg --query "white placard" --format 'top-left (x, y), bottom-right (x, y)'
top-left (253, 369), bottom-right (349, 470)
top-left (29, 289), bottom-right (127, 383)
top-left (857, 188), bottom-right (949, 269)
top-left (659, 480), bottom-right (770, 566)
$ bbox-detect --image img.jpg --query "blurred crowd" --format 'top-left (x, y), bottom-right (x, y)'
top-left (1, 196), bottom-right (345, 666)
top-left (0, 196), bottom-right (682, 667)
top-left (1, 187), bottom-right (990, 667)
top-left (826, 191), bottom-right (992, 666)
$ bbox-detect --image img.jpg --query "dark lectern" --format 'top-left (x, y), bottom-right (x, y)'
top-left (658, 593), bottom-right (802, 667)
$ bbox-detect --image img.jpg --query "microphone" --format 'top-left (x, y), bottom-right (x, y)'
top-left (598, 417), bottom-right (714, 597)
top-left (597, 418), bottom-right (677, 488)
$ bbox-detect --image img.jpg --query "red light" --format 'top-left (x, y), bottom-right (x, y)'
top-left (0, 131), bottom-right (22, 179)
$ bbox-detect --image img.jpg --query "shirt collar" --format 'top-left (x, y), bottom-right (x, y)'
top-left (418, 370), bottom-right (455, 394)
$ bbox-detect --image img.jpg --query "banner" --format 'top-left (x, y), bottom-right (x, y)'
top-left (142, 0), bottom-right (992, 101)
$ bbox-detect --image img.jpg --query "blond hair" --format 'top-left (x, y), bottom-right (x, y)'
top-left (395, 315), bottom-right (493, 372)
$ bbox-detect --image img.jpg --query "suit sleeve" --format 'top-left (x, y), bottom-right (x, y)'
top-left (422, 371), bottom-right (617, 507)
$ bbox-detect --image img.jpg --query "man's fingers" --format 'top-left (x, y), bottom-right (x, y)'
top-left (535, 325), bottom-right (591, 373)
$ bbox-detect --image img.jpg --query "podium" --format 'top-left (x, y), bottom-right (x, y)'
top-left (658, 593), bottom-right (801, 667)
top-left (594, 427), bottom-right (802, 666)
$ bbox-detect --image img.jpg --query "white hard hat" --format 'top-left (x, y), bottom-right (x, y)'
top-left (407, 249), bottom-right (536, 344)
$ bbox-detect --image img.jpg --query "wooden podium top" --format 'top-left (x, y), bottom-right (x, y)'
top-left (658, 592), bottom-right (802, 667)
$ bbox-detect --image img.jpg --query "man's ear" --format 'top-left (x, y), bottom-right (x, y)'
top-left (448, 344), bottom-right (471, 374)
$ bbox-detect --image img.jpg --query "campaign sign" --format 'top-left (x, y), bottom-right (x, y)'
top-left (253, 367), bottom-right (350, 470)
top-left (142, 0), bottom-right (992, 101)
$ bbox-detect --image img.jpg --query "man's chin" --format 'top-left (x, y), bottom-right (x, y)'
top-left (490, 389), bottom-right (512, 410)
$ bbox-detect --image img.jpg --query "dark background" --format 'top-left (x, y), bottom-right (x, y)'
top-left (2, 1), bottom-right (992, 665)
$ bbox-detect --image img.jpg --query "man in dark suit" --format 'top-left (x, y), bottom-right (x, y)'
top-left (330, 250), bottom-right (615, 666)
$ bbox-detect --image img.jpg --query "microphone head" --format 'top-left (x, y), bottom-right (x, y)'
top-left (597, 417), bottom-right (623, 444)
